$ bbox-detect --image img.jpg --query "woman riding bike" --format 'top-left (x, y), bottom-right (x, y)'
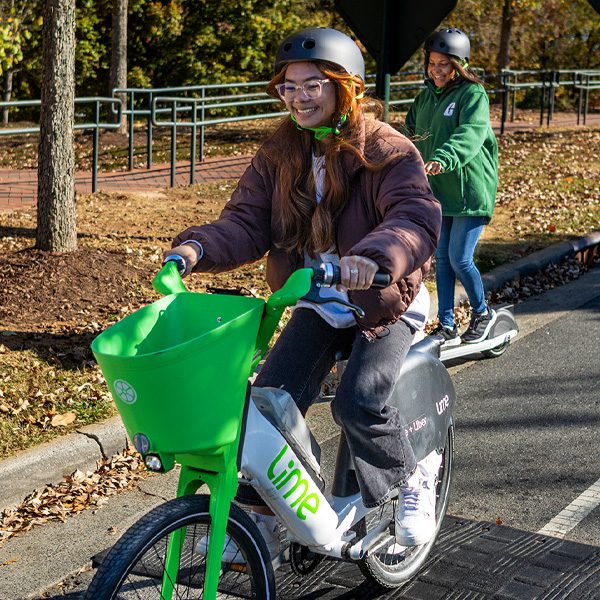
top-left (167, 26), bottom-right (442, 554)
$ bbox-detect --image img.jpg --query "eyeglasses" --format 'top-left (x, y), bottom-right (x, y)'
top-left (275, 79), bottom-right (332, 100)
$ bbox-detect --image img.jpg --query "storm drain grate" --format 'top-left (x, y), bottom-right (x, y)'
top-left (276, 516), bottom-right (600, 599)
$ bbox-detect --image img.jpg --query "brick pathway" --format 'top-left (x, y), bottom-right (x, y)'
top-left (0, 154), bottom-right (253, 213)
top-left (1, 113), bottom-right (598, 214)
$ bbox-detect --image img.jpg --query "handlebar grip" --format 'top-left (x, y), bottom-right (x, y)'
top-left (371, 271), bottom-right (392, 289)
top-left (318, 263), bottom-right (391, 289)
top-left (163, 254), bottom-right (186, 276)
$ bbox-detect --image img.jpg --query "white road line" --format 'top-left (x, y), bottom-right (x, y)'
top-left (537, 477), bottom-right (600, 538)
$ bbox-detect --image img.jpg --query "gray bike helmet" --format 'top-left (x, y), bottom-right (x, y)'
top-left (275, 27), bottom-right (365, 81)
top-left (424, 28), bottom-right (470, 63)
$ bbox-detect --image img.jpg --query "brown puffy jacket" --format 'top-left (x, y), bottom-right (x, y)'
top-left (173, 117), bottom-right (441, 331)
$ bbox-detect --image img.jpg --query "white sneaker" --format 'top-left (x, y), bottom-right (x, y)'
top-left (395, 450), bottom-right (442, 546)
top-left (196, 512), bottom-right (280, 565)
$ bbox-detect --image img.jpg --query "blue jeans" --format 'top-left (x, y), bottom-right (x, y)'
top-left (254, 308), bottom-right (416, 507)
top-left (436, 216), bottom-right (487, 328)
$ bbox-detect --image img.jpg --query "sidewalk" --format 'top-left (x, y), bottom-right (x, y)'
top-left (0, 154), bottom-right (253, 213)
top-left (1, 112), bottom-right (598, 213)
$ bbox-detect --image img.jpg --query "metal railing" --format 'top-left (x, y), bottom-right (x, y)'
top-left (0, 97), bottom-right (122, 192)
top-left (148, 73), bottom-right (426, 185)
top-left (496, 69), bottom-right (600, 133)
top-left (0, 69), bottom-right (598, 190)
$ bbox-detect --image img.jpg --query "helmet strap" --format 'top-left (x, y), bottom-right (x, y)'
top-left (290, 111), bottom-right (348, 140)
top-left (288, 89), bottom-right (363, 140)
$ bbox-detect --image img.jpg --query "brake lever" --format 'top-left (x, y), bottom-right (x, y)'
top-left (301, 284), bottom-right (366, 319)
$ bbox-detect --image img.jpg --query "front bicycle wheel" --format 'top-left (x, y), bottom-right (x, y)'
top-left (357, 425), bottom-right (454, 588)
top-left (85, 495), bottom-right (276, 599)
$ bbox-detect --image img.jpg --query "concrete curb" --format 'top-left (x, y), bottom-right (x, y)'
top-left (0, 417), bottom-right (127, 511)
top-left (0, 232), bottom-right (598, 512)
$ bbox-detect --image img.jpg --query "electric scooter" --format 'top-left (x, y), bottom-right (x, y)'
top-left (438, 305), bottom-right (519, 362)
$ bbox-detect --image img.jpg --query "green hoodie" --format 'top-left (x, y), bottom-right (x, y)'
top-left (405, 78), bottom-right (498, 220)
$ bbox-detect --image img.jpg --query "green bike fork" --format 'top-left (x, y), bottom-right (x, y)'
top-left (160, 439), bottom-right (241, 599)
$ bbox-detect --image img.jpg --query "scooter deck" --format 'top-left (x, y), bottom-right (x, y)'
top-left (439, 328), bottom-right (518, 361)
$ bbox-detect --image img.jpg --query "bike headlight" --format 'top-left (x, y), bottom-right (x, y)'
top-left (144, 454), bottom-right (163, 471)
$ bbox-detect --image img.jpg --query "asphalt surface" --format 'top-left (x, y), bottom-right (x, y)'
top-left (0, 235), bottom-right (598, 599)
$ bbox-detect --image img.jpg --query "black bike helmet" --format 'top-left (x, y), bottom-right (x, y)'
top-left (274, 27), bottom-right (365, 81)
top-left (424, 28), bottom-right (470, 63)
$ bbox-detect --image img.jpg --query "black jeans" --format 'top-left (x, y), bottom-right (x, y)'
top-left (254, 308), bottom-right (416, 507)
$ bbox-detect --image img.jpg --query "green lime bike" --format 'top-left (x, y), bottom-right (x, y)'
top-left (84, 258), bottom-right (455, 599)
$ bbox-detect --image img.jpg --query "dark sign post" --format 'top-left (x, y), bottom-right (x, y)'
top-left (336, 0), bottom-right (457, 120)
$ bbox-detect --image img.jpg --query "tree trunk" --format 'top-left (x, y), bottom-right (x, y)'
top-left (109, 0), bottom-right (128, 134)
top-left (2, 68), bottom-right (13, 126)
top-left (497, 0), bottom-right (513, 73)
top-left (36, 0), bottom-right (77, 252)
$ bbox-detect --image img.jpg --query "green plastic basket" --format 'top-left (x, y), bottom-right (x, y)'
top-left (91, 292), bottom-right (265, 459)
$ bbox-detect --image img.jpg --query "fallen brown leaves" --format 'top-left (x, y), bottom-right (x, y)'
top-left (0, 446), bottom-right (149, 545)
top-left (489, 256), bottom-right (590, 305)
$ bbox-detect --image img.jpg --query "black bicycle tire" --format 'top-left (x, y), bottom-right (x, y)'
top-left (84, 494), bottom-right (276, 599)
top-left (357, 425), bottom-right (454, 588)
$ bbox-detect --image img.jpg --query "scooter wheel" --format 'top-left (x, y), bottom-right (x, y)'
top-left (482, 339), bottom-right (510, 358)
top-left (356, 425), bottom-right (454, 588)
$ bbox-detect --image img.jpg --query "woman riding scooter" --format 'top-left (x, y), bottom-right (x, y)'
top-left (405, 28), bottom-right (499, 347)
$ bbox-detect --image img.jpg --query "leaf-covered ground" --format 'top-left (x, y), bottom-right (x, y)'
top-left (0, 125), bottom-right (598, 461)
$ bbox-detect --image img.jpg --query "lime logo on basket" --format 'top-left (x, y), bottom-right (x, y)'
top-left (113, 379), bottom-right (137, 404)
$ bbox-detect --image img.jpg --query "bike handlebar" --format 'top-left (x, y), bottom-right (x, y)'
top-left (163, 254), bottom-right (187, 276)
top-left (162, 257), bottom-right (392, 291)
top-left (315, 262), bottom-right (391, 289)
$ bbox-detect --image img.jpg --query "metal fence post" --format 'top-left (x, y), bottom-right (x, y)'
top-left (147, 91), bottom-right (153, 170)
top-left (200, 87), bottom-right (205, 163)
top-left (584, 73), bottom-right (590, 125)
top-left (511, 72), bottom-right (517, 122)
top-left (539, 71), bottom-right (546, 127)
top-left (92, 99), bottom-right (100, 192)
top-left (170, 102), bottom-right (177, 188)
top-left (548, 70), bottom-right (557, 126)
top-left (500, 71), bottom-right (508, 135)
top-left (128, 91), bottom-right (135, 170)
top-left (190, 99), bottom-right (197, 185)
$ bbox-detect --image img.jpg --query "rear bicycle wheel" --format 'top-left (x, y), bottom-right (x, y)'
top-left (84, 494), bottom-right (275, 599)
top-left (357, 425), bottom-right (454, 588)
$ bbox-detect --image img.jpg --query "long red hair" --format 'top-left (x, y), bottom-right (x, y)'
top-left (264, 61), bottom-right (392, 257)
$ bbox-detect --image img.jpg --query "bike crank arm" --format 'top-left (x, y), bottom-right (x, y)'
top-left (346, 517), bottom-right (393, 560)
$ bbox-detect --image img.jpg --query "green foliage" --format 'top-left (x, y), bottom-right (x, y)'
top-left (3, 0), bottom-right (599, 101)
top-left (127, 0), bottom-right (333, 86)
top-left (0, 1), bottom-right (42, 77)
top-left (75, 0), bottom-right (111, 95)
top-left (435, 0), bottom-right (599, 72)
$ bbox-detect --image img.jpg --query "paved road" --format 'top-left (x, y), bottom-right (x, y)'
top-left (0, 267), bottom-right (599, 599)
